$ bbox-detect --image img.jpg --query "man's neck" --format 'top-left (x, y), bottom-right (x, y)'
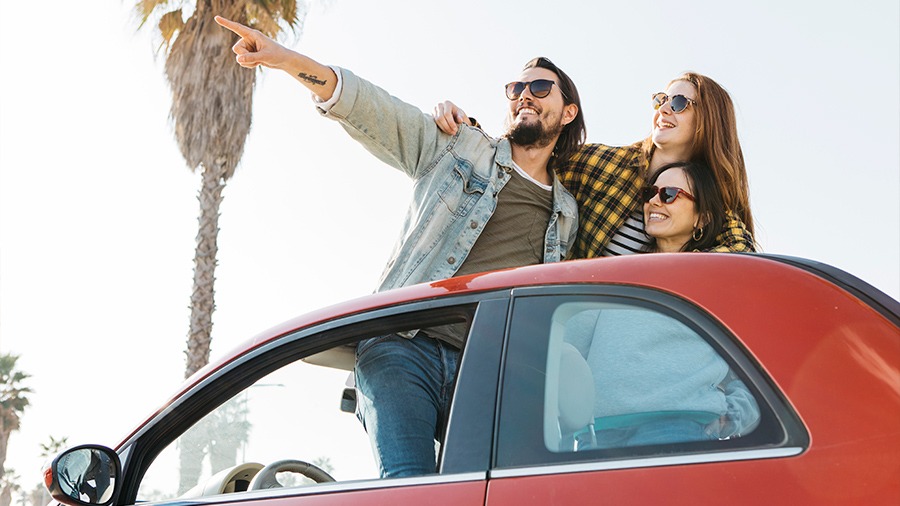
top-left (510, 142), bottom-right (554, 185)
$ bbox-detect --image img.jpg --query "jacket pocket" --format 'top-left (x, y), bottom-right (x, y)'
top-left (437, 160), bottom-right (488, 216)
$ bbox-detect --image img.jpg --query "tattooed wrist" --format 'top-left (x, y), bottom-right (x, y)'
top-left (297, 72), bottom-right (327, 86)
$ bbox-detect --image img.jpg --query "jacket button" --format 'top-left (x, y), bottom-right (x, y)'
top-left (448, 256), bottom-right (456, 264)
top-left (470, 220), bottom-right (478, 229)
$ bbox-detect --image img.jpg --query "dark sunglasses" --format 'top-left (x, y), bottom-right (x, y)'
top-left (641, 185), bottom-right (695, 204)
top-left (505, 79), bottom-right (566, 100)
top-left (652, 92), bottom-right (696, 113)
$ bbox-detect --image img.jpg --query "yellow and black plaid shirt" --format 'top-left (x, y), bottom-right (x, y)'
top-left (558, 143), bottom-right (755, 258)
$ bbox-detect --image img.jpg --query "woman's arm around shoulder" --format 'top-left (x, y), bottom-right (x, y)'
top-left (705, 211), bottom-right (756, 253)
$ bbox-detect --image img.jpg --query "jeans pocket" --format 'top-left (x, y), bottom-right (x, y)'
top-left (356, 334), bottom-right (400, 360)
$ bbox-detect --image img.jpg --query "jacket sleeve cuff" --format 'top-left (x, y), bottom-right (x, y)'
top-left (315, 67), bottom-right (359, 119)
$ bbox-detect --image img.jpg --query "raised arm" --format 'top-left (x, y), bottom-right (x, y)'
top-left (215, 16), bottom-right (337, 101)
top-left (216, 16), bottom-right (463, 179)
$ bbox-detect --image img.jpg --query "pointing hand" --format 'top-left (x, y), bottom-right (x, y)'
top-left (215, 16), bottom-right (289, 69)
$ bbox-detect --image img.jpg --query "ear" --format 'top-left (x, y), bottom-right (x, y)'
top-left (696, 211), bottom-right (712, 229)
top-left (561, 103), bottom-right (579, 126)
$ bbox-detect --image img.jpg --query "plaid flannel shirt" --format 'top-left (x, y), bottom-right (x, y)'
top-left (558, 143), bottom-right (755, 258)
top-left (703, 216), bottom-right (755, 253)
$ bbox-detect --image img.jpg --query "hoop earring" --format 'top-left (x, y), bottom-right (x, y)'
top-left (692, 227), bottom-right (704, 241)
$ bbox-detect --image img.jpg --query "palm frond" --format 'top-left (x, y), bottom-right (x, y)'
top-left (245, 0), bottom-right (305, 37)
top-left (158, 8), bottom-right (186, 50)
top-left (137, 0), bottom-right (180, 27)
top-left (244, 3), bottom-right (279, 36)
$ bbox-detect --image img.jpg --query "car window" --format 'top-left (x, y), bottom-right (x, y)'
top-left (496, 291), bottom-right (797, 470)
top-left (545, 301), bottom-right (759, 453)
top-left (133, 303), bottom-right (479, 502)
top-left (136, 356), bottom-right (376, 501)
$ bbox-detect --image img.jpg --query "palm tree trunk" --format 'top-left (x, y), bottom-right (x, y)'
top-left (177, 425), bottom-right (208, 494)
top-left (184, 160), bottom-right (228, 379)
top-left (0, 429), bottom-right (8, 483)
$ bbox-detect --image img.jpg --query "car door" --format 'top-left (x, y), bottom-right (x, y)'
top-left (486, 285), bottom-right (810, 505)
top-left (112, 291), bottom-right (510, 506)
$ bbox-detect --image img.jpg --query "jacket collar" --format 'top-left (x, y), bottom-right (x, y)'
top-left (495, 138), bottom-right (515, 170)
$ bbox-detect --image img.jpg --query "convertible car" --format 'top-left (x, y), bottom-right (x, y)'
top-left (44, 254), bottom-right (900, 505)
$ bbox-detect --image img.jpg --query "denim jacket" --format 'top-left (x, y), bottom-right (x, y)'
top-left (319, 68), bottom-right (578, 292)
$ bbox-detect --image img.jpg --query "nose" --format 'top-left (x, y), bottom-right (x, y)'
top-left (657, 100), bottom-right (674, 115)
top-left (519, 83), bottom-right (537, 101)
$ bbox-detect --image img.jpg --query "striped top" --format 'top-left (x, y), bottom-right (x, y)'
top-left (601, 210), bottom-right (649, 256)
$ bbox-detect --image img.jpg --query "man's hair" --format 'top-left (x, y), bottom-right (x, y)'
top-left (645, 160), bottom-right (725, 252)
top-left (522, 57), bottom-right (586, 168)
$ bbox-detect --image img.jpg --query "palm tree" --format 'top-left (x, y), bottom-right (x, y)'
top-left (135, 0), bottom-right (307, 380)
top-left (135, 1), bottom-right (306, 491)
top-left (0, 469), bottom-right (20, 506)
top-left (29, 436), bottom-right (68, 506)
top-left (38, 435), bottom-right (68, 459)
top-left (0, 354), bottom-right (31, 495)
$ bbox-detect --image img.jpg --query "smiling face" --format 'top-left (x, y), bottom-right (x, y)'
top-left (651, 80), bottom-right (698, 156)
top-left (505, 67), bottom-right (573, 148)
top-left (643, 167), bottom-right (702, 252)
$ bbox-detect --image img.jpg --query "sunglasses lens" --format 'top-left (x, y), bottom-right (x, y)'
top-left (670, 95), bottom-right (689, 113)
top-left (641, 187), bottom-right (657, 202)
top-left (506, 82), bottom-right (524, 100)
top-left (530, 79), bottom-right (554, 98)
top-left (652, 93), bottom-right (666, 110)
top-left (660, 187), bottom-right (681, 203)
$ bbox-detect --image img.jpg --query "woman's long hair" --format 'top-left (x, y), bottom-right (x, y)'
top-left (645, 161), bottom-right (726, 252)
top-left (641, 72), bottom-right (754, 238)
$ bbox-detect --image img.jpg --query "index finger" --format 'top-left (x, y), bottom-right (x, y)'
top-left (215, 16), bottom-right (253, 37)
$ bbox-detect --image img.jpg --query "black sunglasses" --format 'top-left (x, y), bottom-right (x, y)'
top-left (505, 79), bottom-right (566, 100)
top-left (652, 92), bottom-right (696, 113)
top-left (641, 185), bottom-right (695, 204)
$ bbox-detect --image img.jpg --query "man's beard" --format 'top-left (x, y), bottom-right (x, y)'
top-left (506, 117), bottom-right (564, 149)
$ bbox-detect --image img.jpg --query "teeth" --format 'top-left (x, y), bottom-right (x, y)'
top-left (518, 107), bottom-right (538, 115)
top-left (649, 212), bottom-right (668, 220)
top-left (658, 121), bottom-right (675, 128)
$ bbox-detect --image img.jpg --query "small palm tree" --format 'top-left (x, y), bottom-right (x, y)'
top-left (38, 435), bottom-right (68, 459)
top-left (135, 0), bottom-right (307, 379)
top-left (0, 468), bottom-right (20, 506)
top-left (0, 354), bottom-right (31, 493)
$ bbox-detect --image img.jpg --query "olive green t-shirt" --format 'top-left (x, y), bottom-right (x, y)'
top-left (453, 166), bottom-right (553, 276)
top-left (424, 165), bottom-right (553, 347)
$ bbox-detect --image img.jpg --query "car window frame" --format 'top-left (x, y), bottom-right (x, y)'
top-left (491, 284), bottom-right (809, 477)
top-left (115, 290), bottom-right (512, 505)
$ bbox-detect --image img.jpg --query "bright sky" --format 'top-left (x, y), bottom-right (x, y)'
top-left (1, 0), bottom-right (898, 490)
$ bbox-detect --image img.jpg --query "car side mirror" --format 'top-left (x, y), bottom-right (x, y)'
top-left (340, 386), bottom-right (357, 413)
top-left (43, 445), bottom-right (121, 506)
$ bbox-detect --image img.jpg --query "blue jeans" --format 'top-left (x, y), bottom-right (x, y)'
top-left (354, 333), bottom-right (459, 478)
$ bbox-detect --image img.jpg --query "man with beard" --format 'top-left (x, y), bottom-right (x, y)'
top-left (216, 16), bottom-right (584, 478)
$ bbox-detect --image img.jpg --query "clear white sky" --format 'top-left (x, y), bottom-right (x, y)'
top-left (1, 0), bottom-right (898, 489)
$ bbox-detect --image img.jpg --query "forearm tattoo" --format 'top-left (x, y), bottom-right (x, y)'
top-left (297, 72), bottom-right (327, 86)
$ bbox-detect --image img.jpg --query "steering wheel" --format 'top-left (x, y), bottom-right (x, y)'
top-left (248, 459), bottom-right (335, 490)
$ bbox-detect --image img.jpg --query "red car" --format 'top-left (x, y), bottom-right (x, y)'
top-left (44, 254), bottom-right (900, 505)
